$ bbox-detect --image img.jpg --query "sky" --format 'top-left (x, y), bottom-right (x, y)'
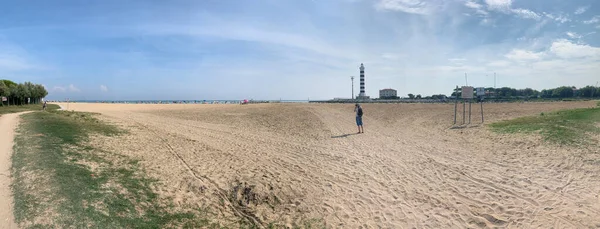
top-left (1, 0), bottom-right (599, 100)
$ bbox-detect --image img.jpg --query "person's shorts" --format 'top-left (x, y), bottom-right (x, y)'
top-left (356, 116), bottom-right (363, 126)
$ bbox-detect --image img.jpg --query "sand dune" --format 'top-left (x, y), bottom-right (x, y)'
top-left (57, 101), bottom-right (600, 228)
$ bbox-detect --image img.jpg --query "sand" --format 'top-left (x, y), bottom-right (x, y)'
top-left (56, 101), bottom-right (600, 228)
top-left (0, 112), bottom-right (30, 229)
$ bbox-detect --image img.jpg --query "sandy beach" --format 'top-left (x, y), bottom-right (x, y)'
top-left (55, 101), bottom-right (600, 228)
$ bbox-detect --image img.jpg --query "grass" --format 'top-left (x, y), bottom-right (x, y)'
top-left (11, 109), bottom-right (219, 228)
top-left (0, 104), bottom-right (60, 116)
top-left (489, 107), bottom-right (600, 145)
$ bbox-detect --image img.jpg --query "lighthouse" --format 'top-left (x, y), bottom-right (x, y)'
top-left (358, 63), bottom-right (369, 99)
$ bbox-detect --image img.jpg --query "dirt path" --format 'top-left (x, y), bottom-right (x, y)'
top-left (0, 112), bottom-right (31, 229)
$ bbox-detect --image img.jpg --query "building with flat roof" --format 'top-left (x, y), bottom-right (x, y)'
top-left (379, 88), bottom-right (398, 99)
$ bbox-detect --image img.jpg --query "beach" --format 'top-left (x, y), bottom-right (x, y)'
top-left (55, 101), bottom-right (600, 228)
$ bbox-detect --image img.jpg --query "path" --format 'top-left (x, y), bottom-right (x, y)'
top-left (0, 112), bottom-right (31, 229)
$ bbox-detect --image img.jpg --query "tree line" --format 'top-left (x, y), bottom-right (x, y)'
top-left (449, 85), bottom-right (600, 99)
top-left (0, 79), bottom-right (49, 106)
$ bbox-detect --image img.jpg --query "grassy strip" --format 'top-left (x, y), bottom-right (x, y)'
top-left (0, 104), bottom-right (60, 116)
top-left (489, 107), bottom-right (600, 145)
top-left (11, 110), bottom-right (218, 228)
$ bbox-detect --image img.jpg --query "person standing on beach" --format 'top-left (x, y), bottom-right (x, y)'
top-left (355, 103), bottom-right (364, 134)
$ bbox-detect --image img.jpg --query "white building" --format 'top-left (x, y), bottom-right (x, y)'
top-left (379, 88), bottom-right (398, 99)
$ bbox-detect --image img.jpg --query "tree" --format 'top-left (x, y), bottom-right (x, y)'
top-left (416, 94), bottom-right (422, 99)
top-left (0, 81), bottom-right (8, 97)
top-left (408, 94), bottom-right (415, 99)
top-left (522, 88), bottom-right (534, 96)
top-left (1, 80), bottom-right (17, 88)
top-left (24, 82), bottom-right (35, 104)
top-left (36, 84), bottom-right (48, 102)
top-left (552, 86), bottom-right (574, 98)
top-left (2, 80), bottom-right (19, 105)
top-left (579, 86), bottom-right (597, 97)
top-left (17, 83), bottom-right (30, 105)
top-left (0, 80), bottom-right (48, 105)
top-left (431, 94), bottom-right (447, 100)
top-left (540, 89), bottom-right (552, 98)
top-left (0, 81), bottom-right (8, 106)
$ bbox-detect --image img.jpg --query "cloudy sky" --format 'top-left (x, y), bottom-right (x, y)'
top-left (1, 0), bottom-right (599, 100)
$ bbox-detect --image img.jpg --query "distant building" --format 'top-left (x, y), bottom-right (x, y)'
top-left (379, 88), bottom-right (398, 99)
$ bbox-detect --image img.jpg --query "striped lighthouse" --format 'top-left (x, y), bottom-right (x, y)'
top-left (358, 63), bottom-right (366, 98)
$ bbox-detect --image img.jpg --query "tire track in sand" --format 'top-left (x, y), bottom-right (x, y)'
top-left (129, 118), bottom-right (264, 227)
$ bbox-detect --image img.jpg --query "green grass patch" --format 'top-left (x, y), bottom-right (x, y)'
top-left (489, 107), bottom-right (600, 145)
top-left (11, 110), bottom-right (218, 228)
top-left (0, 104), bottom-right (60, 116)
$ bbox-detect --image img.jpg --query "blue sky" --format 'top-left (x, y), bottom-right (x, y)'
top-left (1, 0), bottom-right (599, 100)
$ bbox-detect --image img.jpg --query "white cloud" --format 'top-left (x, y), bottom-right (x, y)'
top-left (68, 84), bottom-right (80, 92)
top-left (53, 86), bottom-right (66, 92)
top-left (485, 0), bottom-right (511, 10)
top-left (381, 53), bottom-right (404, 60)
top-left (465, 0), bottom-right (488, 15)
top-left (543, 13), bottom-right (570, 23)
top-left (140, 24), bottom-right (352, 62)
top-left (505, 49), bottom-right (544, 61)
top-left (464, 1), bottom-right (482, 10)
top-left (100, 85), bottom-right (108, 92)
top-left (550, 39), bottom-right (600, 59)
top-left (511, 8), bottom-right (541, 20)
top-left (480, 17), bottom-right (493, 26)
top-left (482, 1), bottom-right (539, 21)
top-left (555, 15), bottom-right (570, 23)
top-left (430, 65), bottom-right (485, 73)
top-left (566, 32), bottom-right (582, 39)
top-left (375, 0), bottom-right (431, 15)
top-left (574, 6), bottom-right (589, 15)
top-left (583, 16), bottom-right (600, 24)
top-left (487, 60), bottom-right (511, 67)
top-left (448, 58), bottom-right (467, 65)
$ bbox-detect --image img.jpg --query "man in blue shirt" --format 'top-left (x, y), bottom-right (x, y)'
top-left (355, 104), bottom-right (364, 134)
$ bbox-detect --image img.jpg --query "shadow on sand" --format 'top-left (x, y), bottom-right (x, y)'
top-left (449, 124), bottom-right (482, 130)
top-left (331, 133), bottom-right (360, 138)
